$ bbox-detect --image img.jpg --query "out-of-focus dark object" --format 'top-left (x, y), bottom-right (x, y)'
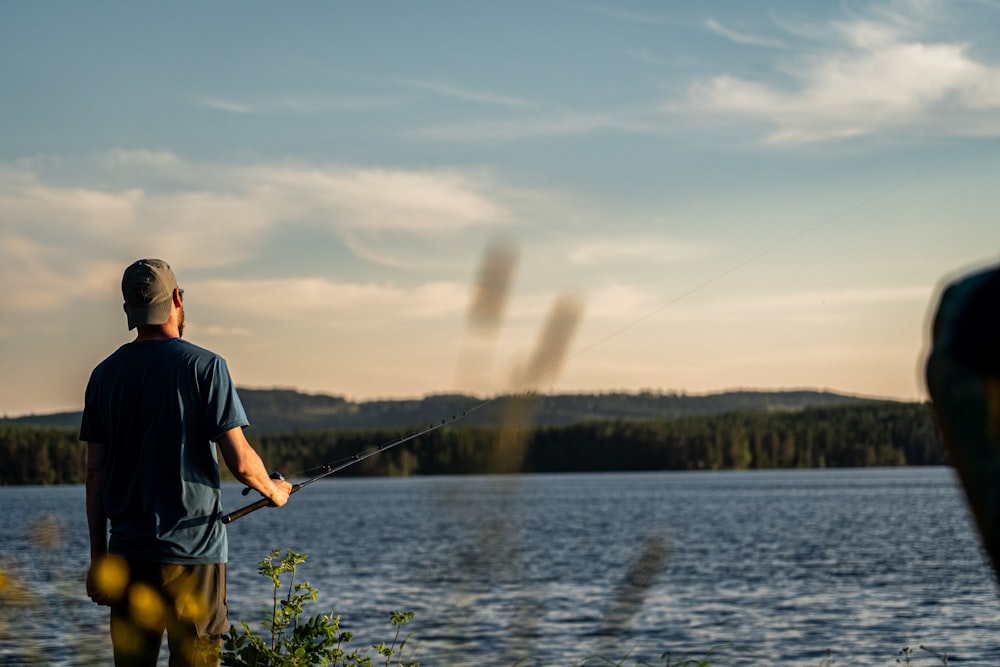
top-left (925, 263), bottom-right (1000, 580)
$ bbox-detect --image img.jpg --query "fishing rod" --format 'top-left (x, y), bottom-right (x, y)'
top-left (223, 240), bottom-right (581, 524)
top-left (221, 407), bottom-right (484, 524)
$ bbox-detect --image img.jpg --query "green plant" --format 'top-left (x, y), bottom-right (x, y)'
top-left (897, 645), bottom-right (949, 666)
top-left (220, 549), bottom-right (418, 666)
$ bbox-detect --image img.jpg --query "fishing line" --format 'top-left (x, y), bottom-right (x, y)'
top-left (228, 137), bottom-right (996, 522)
top-left (226, 313), bottom-right (572, 521)
top-left (283, 401), bottom-right (494, 481)
top-left (223, 405), bottom-right (492, 523)
top-left (566, 137), bottom-right (1000, 367)
top-left (227, 293), bottom-right (584, 521)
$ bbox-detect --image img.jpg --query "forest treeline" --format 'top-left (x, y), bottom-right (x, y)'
top-left (5, 388), bottom-right (870, 434)
top-left (0, 401), bottom-right (943, 485)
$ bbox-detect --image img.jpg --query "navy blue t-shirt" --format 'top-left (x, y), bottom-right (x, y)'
top-left (80, 338), bottom-right (249, 564)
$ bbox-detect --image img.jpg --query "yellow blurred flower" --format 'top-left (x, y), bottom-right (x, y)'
top-left (91, 554), bottom-right (130, 601)
top-left (128, 582), bottom-right (166, 631)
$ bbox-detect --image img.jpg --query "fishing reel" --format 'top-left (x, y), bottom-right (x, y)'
top-left (240, 471), bottom-right (285, 496)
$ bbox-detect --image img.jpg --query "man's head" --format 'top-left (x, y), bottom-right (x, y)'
top-left (121, 259), bottom-right (180, 331)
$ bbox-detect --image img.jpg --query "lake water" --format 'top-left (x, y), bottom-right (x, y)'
top-left (1, 468), bottom-right (999, 666)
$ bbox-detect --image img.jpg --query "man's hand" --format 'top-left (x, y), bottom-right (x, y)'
top-left (218, 426), bottom-right (295, 508)
top-left (87, 564), bottom-right (111, 606)
top-left (87, 554), bottom-right (129, 607)
top-left (268, 478), bottom-right (293, 507)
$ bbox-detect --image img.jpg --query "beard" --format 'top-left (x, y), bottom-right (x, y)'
top-left (178, 305), bottom-right (185, 338)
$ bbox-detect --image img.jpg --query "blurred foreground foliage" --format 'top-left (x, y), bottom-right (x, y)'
top-left (1, 401), bottom-right (941, 485)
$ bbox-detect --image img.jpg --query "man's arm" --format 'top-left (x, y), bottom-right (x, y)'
top-left (85, 442), bottom-right (112, 605)
top-left (85, 442), bottom-right (107, 560)
top-left (216, 426), bottom-right (291, 506)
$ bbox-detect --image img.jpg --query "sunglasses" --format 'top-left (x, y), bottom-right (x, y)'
top-left (178, 288), bottom-right (184, 302)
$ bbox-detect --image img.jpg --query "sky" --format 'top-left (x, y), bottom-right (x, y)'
top-left (3, 0), bottom-right (1000, 417)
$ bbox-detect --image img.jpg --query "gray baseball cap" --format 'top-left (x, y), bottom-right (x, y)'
top-left (121, 258), bottom-right (178, 330)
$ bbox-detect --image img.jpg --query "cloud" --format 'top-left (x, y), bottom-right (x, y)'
top-left (193, 93), bottom-right (401, 115)
top-left (704, 17), bottom-right (787, 50)
top-left (585, 283), bottom-right (662, 319)
top-left (408, 3), bottom-right (1000, 146)
top-left (242, 163), bottom-right (511, 233)
top-left (569, 237), bottom-right (712, 266)
top-left (626, 49), bottom-right (674, 68)
top-left (678, 4), bottom-right (1000, 143)
top-left (580, 284), bottom-right (932, 331)
top-left (403, 79), bottom-right (535, 108)
top-left (408, 4), bottom-right (1000, 146)
top-left (0, 152), bottom-right (517, 260)
top-left (0, 166), bottom-right (144, 312)
top-left (195, 97), bottom-right (255, 114)
top-left (200, 277), bottom-right (468, 324)
top-left (190, 324), bottom-right (253, 337)
top-left (577, 3), bottom-right (679, 27)
top-left (0, 153), bottom-right (534, 317)
top-left (136, 191), bottom-right (277, 268)
top-left (1, 160), bottom-right (276, 273)
top-left (0, 233), bottom-right (123, 312)
top-left (696, 286), bottom-right (933, 323)
top-left (0, 166), bottom-right (141, 235)
top-left (411, 109), bottom-right (656, 142)
top-left (98, 150), bottom-right (183, 168)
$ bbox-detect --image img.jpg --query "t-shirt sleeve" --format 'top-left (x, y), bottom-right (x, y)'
top-left (79, 371), bottom-right (105, 443)
top-left (204, 356), bottom-right (250, 440)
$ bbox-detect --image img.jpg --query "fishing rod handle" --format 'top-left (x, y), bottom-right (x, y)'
top-left (221, 481), bottom-right (303, 525)
top-left (221, 497), bottom-right (270, 524)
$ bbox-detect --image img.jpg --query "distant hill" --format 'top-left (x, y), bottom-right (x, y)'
top-left (4, 388), bottom-right (885, 435)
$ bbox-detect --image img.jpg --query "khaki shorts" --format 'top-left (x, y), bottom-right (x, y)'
top-left (108, 560), bottom-right (227, 667)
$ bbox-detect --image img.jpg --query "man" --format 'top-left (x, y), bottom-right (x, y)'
top-left (925, 262), bottom-right (1000, 582)
top-left (82, 258), bottom-right (292, 666)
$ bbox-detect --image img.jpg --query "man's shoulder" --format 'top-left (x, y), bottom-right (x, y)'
top-left (91, 342), bottom-right (132, 371)
top-left (94, 339), bottom-right (227, 372)
top-left (174, 338), bottom-right (223, 359)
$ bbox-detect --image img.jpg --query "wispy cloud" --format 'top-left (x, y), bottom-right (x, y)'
top-left (201, 277), bottom-right (468, 324)
top-left (193, 93), bottom-right (401, 115)
top-left (98, 150), bottom-right (182, 168)
top-left (411, 108), bottom-right (659, 142)
top-left (577, 3), bottom-right (680, 27)
top-left (410, 3), bottom-right (1000, 146)
top-left (700, 286), bottom-right (933, 322)
top-left (584, 284), bottom-right (933, 330)
top-left (585, 283), bottom-right (662, 319)
top-left (704, 17), bottom-right (787, 50)
top-left (189, 324), bottom-right (253, 337)
top-left (242, 163), bottom-right (511, 233)
top-left (569, 237), bottom-right (713, 266)
top-left (626, 49), bottom-right (674, 69)
top-left (0, 233), bottom-right (123, 312)
top-left (0, 154), bottom-right (535, 313)
top-left (678, 4), bottom-right (1000, 143)
top-left (196, 97), bottom-right (255, 114)
top-left (403, 79), bottom-right (535, 108)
